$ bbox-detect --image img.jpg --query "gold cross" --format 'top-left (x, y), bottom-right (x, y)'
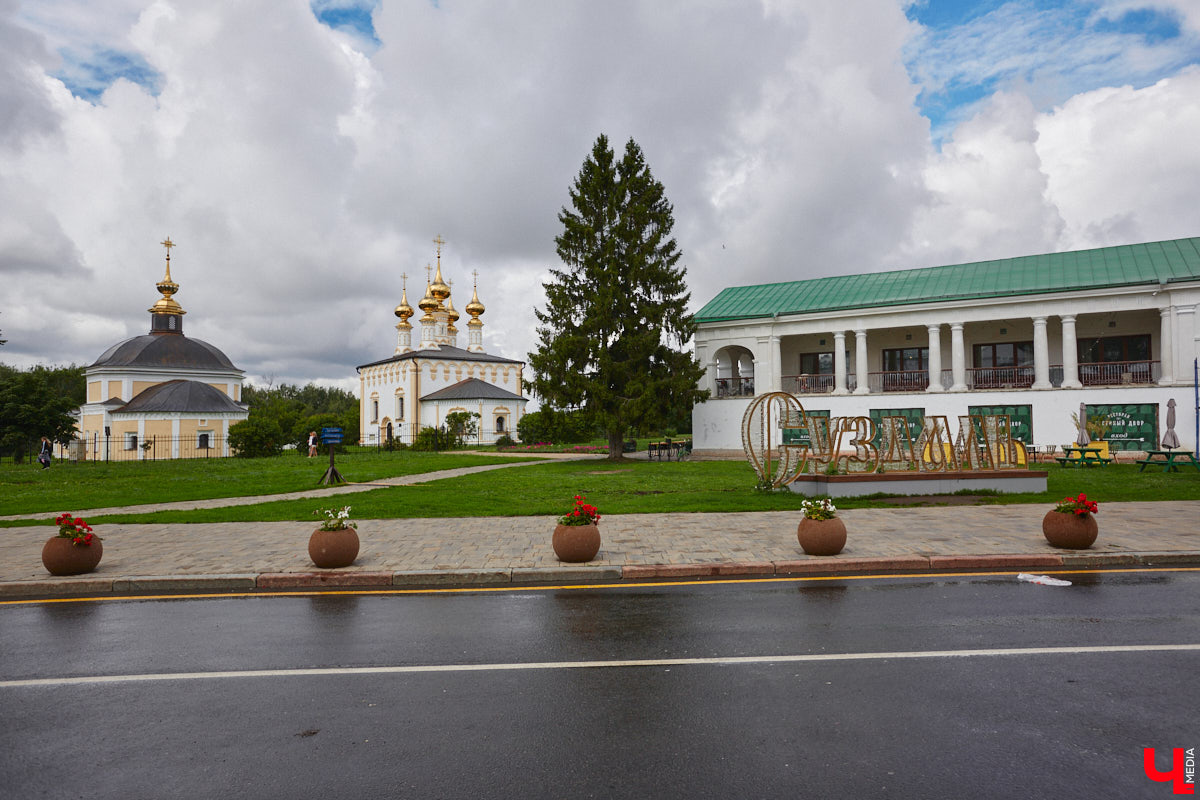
top-left (472, 269), bottom-right (479, 289)
top-left (425, 264), bottom-right (432, 284)
top-left (161, 237), bottom-right (175, 254)
top-left (400, 272), bottom-right (408, 290)
top-left (433, 234), bottom-right (445, 260)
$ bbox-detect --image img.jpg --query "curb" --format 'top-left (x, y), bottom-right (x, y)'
top-left (1, 553), bottom-right (1198, 599)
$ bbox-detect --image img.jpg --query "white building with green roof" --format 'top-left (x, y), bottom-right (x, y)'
top-left (692, 237), bottom-right (1200, 456)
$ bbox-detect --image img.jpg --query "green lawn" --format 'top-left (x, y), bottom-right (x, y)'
top-left (18, 459), bottom-right (1197, 526)
top-left (0, 451), bottom-right (543, 516)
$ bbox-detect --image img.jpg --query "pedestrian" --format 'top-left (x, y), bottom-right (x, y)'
top-left (37, 436), bottom-right (52, 469)
top-left (308, 431), bottom-right (318, 458)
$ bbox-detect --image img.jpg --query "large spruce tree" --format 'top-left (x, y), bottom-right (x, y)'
top-left (529, 134), bottom-right (708, 459)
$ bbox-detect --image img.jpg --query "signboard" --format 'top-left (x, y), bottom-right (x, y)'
top-left (783, 410), bottom-right (829, 446)
top-left (1087, 404), bottom-right (1157, 452)
top-left (320, 427), bottom-right (343, 444)
top-left (969, 404), bottom-right (1033, 444)
top-left (869, 408), bottom-right (925, 444)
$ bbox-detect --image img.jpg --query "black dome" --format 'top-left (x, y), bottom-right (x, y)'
top-left (117, 380), bottom-right (245, 414)
top-left (90, 334), bottom-right (239, 371)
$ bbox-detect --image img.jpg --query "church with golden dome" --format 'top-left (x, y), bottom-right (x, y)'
top-left (357, 236), bottom-right (527, 445)
top-left (75, 239), bottom-right (248, 460)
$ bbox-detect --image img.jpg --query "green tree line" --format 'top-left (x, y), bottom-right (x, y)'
top-left (228, 382), bottom-right (359, 458)
top-left (0, 364), bottom-right (85, 462)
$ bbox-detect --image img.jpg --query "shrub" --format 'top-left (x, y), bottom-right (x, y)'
top-left (227, 416), bottom-right (285, 458)
top-left (495, 434), bottom-right (515, 450)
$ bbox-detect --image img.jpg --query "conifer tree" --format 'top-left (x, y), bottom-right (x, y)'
top-left (529, 134), bottom-right (708, 459)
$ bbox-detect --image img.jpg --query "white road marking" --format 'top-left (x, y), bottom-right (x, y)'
top-left (3, 643), bottom-right (1198, 689)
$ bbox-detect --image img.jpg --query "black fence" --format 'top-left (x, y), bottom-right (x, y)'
top-left (64, 434), bottom-right (233, 462)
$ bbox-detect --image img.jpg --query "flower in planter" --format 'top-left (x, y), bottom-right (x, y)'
top-left (800, 499), bottom-right (837, 521)
top-left (314, 506), bottom-right (358, 530)
top-left (1053, 493), bottom-right (1099, 516)
top-left (54, 513), bottom-right (100, 546)
top-left (558, 495), bottom-right (601, 526)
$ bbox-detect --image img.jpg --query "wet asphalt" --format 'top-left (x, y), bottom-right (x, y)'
top-left (2, 570), bottom-right (1197, 798)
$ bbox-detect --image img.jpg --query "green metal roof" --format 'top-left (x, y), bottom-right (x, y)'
top-left (695, 236), bottom-right (1200, 323)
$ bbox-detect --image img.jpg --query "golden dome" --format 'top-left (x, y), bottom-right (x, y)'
top-left (445, 294), bottom-right (460, 324)
top-left (465, 282), bottom-right (485, 319)
top-left (148, 237), bottom-right (186, 317)
top-left (429, 261), bottom-right (450, 302)
top-left (417, 279), bottom-right (438, 317)
top-left (394, 286), bottom-right (414, 321)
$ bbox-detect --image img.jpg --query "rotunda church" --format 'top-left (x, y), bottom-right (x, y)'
top-left (75, 239), bottom-right (248, 460)
top-left (357, 236), bottom-right (527, 445)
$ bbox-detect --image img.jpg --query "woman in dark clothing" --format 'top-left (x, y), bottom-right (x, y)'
top-left (38, 436), bottom-right (52, 469)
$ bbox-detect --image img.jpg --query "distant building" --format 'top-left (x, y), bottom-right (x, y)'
top-left (692, 237), bottom-right (1200, 456)
top-left (75, 240), bottom-right (247, 459)
top-left (357, 237), bottom-right (527, 445)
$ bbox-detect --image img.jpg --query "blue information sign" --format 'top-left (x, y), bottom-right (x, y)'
top-left (320, 427), bottom-right (343, 443)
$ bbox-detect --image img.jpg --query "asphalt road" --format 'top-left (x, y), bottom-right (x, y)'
top-left (1, 571), bottom-right (1197, 799)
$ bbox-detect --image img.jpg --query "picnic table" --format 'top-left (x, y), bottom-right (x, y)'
top-left (1056, 446), bottom-right (1112, 467)
top-left (648, 440), bottom-right (691, 461)
top-left (1136, 450), bottom-right (1200, 473)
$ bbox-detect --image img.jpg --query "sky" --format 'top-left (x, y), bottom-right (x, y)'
top-left (1, 0), bottom-right (1198, 395)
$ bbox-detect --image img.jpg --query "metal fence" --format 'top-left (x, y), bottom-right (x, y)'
top-left (67, 434), bottom-right (233, 462)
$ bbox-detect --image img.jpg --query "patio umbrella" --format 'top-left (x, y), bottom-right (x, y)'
top-left (1076, 402), bottom-right (1090, 446)
top-left (1161, 398), bottom-right (1181, 449)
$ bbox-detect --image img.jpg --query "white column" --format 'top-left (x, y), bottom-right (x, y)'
top-left (853, 329), bottom-right (869, 394)
top-left (769, 335), bottom-right (782, 393)
top-left (1032, 316), bottom-right (1051, 389)
top-left (1060, 314), bottom-right (1082, 388)
top-left (833, 331), bottom-right (848, 395)
top-left (926, 324), bottom-right (944, 392)
top-left (1177, 305), bottom-right (1196, 381)
top-left (950, 322), bottom-right (967, 391)
top-left (1159, 306), bottom-right (1174, 384)
top-left (171, 418), bottom-right (180, 459)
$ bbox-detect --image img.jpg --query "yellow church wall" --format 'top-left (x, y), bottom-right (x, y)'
top-left (87, 382), bottom-right (101, 402)
top-left (106, 380), bottom-right (123, 400)
top-left (133, 381), bottom-right (157, 397)
top-left (208, 383), bottom-right (228, 397)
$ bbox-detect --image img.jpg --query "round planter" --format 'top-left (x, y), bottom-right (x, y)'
top-left (552, 524), bottom-right (601, 563)
top-left (308, 527), bottom-right (360, 568)
top-left (42, 536), bottom-right (103, 576)
top-left (797, 517), bottom-right (847, 556)
top-left (1042, 511), bottom-right (1098, 549)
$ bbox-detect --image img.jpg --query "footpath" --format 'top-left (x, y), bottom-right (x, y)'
top-left (2, 455), bottom-right (1198, 599)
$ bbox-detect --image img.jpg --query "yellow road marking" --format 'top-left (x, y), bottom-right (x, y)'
top-left (1, 566), bottom-right (1198, 606)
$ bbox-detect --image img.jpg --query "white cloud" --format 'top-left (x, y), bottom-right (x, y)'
top-left (0, 0), bottom-right (1197, 393)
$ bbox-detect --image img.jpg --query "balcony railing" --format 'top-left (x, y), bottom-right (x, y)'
top-left (966, 366), bottom-right (1036, 389)
top-left (780, 374), bottom-right (858, 394)
top-left (716, 377), bottom-right (755, 398)
top-left (1079, 360), bottom-right (1159, 386)
top-left (869, 370), bottom-right (928, 393)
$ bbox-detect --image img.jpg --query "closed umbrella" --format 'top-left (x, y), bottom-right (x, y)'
top-left (1076, 402), bottom-right (1090, 446)
top-left (1161, 398), bottom-right (1181, 449)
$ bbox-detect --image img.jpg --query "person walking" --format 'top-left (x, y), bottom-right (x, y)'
top-left (308, 431), bottom-right (318, 458)
top-left (37, 436), bottom-right (52, 469)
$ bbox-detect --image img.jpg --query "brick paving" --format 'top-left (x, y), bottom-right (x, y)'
top-left (3, 499), bottom-right (1198, 597)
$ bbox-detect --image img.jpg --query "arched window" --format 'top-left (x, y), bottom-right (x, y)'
top-left (496, 416), bottom-right (505, 433)
top-left (714, 346), bottom-right (756, 397)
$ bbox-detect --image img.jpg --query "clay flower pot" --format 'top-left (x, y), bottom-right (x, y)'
top-left (552, 524), bottom-right (601, 563)
top-left (797, 517), bottom-right (847, 556)
top-left (42, 536), bottom-right (104, 576)
top-left (1042, 511), bottom-right (1098, 549)
top-left (308, 527), bottom-right (360, 568)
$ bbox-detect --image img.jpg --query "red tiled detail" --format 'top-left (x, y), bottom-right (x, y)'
top-left (928, 554), bottom-right (1062, 569)
top-left (256, 571), bottom-right (394, 589)
top-left (714, 562), bottom-right (776, 576)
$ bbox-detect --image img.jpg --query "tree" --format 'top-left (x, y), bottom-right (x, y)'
top-left (227, 415), bottom-right (285, 458)
top-left (443, 411), bottom-right (480, 447)
top-left (528, 134), bottom-right (709, 459)
top-left (0, 365), bottom-right (84, 461)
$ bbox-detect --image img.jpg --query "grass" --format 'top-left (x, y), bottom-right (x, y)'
top-left (0, 451), bottom-right (544, 516)
top-left (4, 459), bottom-right (1193, 527)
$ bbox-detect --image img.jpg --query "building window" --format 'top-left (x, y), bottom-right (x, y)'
top-left (396, 395), bottom-right (404, 420)
top-left (971, 341), bottom-right (1034, 388)
top-left (799, 352), bottom-right (833, 374)
top-left (1078, 334), bottom-right (1153, 385)
top-left (496, 416), bottom-right (505, 433)
top-left (371, 399), bottom-right (379, 423)
top-left (882, 347), bottom-right (929, 372)
top-left (125, 433), bottom-right (138, 451)
top-left (197, 431), bottom-right (213, 450)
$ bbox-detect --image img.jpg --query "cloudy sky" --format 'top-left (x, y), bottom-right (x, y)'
top-left (2, 0), bottom-right (1198, 393)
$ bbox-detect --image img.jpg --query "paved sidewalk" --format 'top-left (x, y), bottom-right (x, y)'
top-left (2, 500), bottom-right (1198, 598)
